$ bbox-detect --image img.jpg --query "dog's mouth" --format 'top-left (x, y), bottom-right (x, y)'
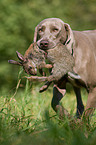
top-left (41, 46), bottom-right (49, 50)
top-left (37, 39), bottom-right (59, 51)
top-left (37, 41), bottom-right (60, 51)
top-left (37, 43), bottom-right (49, 52)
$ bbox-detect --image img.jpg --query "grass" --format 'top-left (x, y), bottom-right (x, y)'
top-left (0, 73), bottom-right (96, 145)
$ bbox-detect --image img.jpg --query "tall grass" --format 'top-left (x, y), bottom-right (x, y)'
top-left (0, 72), bottom-right (96, 145)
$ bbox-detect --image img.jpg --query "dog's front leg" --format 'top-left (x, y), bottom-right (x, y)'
top-left (73, 87), bottom-right (84, 118)
top-left (51, 85), bottom-right (70, 119)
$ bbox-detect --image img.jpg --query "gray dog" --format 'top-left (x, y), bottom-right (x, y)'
top-left (9, 18), bottom-right (96, 120)
top-left (33, 18), bottom-right (96, 120)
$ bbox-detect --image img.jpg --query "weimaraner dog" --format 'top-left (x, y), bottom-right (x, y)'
top-left (32, 18), bottom-right (96, 119)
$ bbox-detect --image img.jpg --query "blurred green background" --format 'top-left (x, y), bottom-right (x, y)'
top-left (0, 0), bottom-right (96, 93)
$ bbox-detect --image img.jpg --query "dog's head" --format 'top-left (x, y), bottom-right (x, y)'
top-left (34, 18), bottom-right (74, 53)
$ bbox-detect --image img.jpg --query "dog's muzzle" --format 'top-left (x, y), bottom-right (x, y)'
top-left (40, 40), bottom-right (49, 50)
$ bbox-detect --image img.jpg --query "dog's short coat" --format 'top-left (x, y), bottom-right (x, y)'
top-left (10, 18), bottom-right (96, 119)
top-left (32, 18), bottom-right (96, 119)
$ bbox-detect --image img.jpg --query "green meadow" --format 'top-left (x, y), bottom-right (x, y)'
top-left (0, 70), bottom-right (96, 145)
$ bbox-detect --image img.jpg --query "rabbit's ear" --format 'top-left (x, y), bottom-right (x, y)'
top-left (16, 51), bottom-right (24, 61)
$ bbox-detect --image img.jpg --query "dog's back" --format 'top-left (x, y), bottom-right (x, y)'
top-left (73, 30), bottom-right (96, 87)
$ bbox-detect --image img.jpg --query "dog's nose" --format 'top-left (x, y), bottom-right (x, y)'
top-left (40, 40), bottom-right (49, 50)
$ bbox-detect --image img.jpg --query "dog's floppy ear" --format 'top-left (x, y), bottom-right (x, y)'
top-left (64, 23), bottom-right (74, 54)
top-left (64, 23), bottom-right (73, 45)
top-left (34, 25), bottom-right (38, 42)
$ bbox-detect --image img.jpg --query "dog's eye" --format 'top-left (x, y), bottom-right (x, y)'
top-left (38, 26), bottom-right (45, 33)
top-left (38, 28), bottom-right (43, 33)
top-left (52, 27), bottom-right (59, 32)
